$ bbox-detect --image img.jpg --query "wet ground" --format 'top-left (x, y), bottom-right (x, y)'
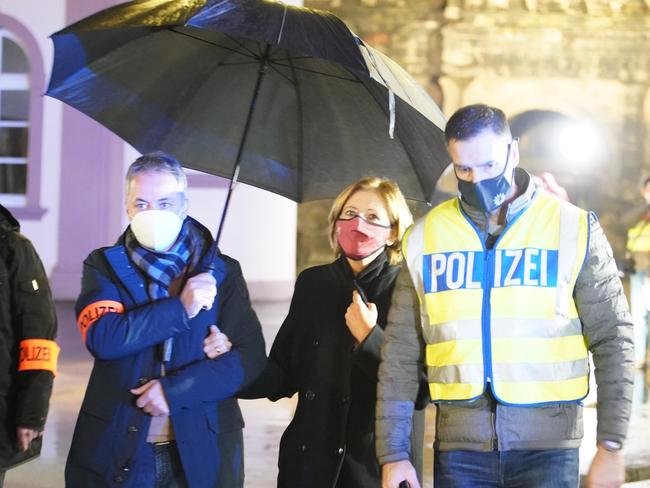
top-left (3, 300), bottom-right (649, 487)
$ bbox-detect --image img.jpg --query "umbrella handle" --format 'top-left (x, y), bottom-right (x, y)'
top-left (200, 241), bottom-right (219, 274)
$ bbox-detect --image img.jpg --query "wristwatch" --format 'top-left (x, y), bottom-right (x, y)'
top-left (598, 440), bottom-right (623, 452)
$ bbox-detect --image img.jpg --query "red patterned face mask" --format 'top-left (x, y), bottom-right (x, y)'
top-left (336, 216), bottom-right (392, 261)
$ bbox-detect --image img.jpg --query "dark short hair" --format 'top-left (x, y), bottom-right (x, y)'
top-left (445, 104), bottom-right (511, 143)
top-left (643, 176), bottom-right (650, 188)
top-left (125, 151), bottom-right (187, 195)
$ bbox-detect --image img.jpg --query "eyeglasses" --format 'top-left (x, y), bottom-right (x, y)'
top-left (453, 139), bottom-right (517, 182)
top-left (338, 210), bottom-right (391, 228)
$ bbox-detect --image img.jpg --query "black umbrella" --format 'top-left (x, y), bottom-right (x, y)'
top-left (46, 0), bottom-right (449, 242)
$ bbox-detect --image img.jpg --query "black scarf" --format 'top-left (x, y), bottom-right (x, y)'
top-left (334, 251), bottom-right (401, 325)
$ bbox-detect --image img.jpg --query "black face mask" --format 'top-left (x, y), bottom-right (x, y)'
top-left (457, 142), bottom-right (514, 213)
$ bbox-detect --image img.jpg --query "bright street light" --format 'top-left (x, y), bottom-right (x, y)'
top-left (556, 121), bottom-right (601, 166)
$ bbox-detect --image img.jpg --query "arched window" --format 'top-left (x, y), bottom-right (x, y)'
top-left (0, 28), bottom-right (30, 205)
top-left (0, 16), bottom-right (45, 219)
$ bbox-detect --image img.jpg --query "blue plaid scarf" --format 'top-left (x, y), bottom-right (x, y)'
top-left (125, 219), bottom-right (202, 300)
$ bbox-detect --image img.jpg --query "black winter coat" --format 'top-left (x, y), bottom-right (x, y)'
top-left (241, 252), bottom-right (425, 488)
top-left (0, 205), bottom-right (57, 469)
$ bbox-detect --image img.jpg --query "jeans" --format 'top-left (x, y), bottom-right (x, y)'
top-left (434, 448), bottom-right (579, 488)
top-left (630, 271), bottom-right (649, 366)
top-left (150, 442), bottom-right (188, 488)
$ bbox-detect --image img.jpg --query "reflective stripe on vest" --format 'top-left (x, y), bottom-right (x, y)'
top-left (18, 338), bottom-right (60, 375)
top-left (404, 192), bottom-right (590, 405)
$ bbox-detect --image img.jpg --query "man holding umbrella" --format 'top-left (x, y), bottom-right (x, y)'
top-left (66, 152), bottom-right (266, 487)
top-left (376, 104), bottom-right (634, 488)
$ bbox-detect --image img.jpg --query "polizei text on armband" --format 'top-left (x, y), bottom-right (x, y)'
top-left (20, 344), bottom-right (51, 362)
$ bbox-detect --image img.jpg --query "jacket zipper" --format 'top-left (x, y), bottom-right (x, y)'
top-left (482, 248), bottom-right (494, 389)
top-left (461, 199), bottom-right (534, 450)
top-left (481, 224), bottom-right (497, 450)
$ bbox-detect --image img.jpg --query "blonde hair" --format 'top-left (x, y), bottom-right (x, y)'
top-left (328, 177), bottom-right (413, 265)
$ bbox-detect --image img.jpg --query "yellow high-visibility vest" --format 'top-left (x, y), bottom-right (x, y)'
top-left (626, 218), bottom-right (650, 253)
top-left (403, 192), bottom-right (590, 405)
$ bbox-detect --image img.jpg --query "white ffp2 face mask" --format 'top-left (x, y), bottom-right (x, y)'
top-left (130, 210), bottom-right (183, 252)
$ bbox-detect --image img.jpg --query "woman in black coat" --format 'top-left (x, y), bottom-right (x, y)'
top-left (239, 177), bottom-right (426, 488)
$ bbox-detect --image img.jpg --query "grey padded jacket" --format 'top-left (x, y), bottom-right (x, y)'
top-left (376, 169), bottom-right (635, 463)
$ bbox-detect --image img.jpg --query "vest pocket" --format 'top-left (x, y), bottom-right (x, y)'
top-left (496, 403), bottom-right (583, 445)
top-left (436, 400), bottom-right (495, 446)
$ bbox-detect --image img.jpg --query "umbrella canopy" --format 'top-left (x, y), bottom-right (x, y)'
top-left (47, 0), bottom-right (449, 229)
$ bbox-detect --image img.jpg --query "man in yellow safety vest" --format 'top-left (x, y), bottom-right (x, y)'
top-left (376, 104), bottom-right (635, 488)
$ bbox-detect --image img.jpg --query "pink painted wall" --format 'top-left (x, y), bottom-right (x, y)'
top-left (49, 0), bottom-right (127, 299)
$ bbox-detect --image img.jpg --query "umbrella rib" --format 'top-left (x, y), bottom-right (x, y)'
top-left (286, 53), bottom-right (304, 202)
top-left (219, 60), bottom-right (270, 66)
top-left (240, 38), bottom-right (271, 61)
top-left (172, 28), bottom-right (359, 83)
top-left (269, 62), bottom-right (361, 83)
top-left (171, 27), bottom-right (261, 61)
top-left (268, 55), bottom-right (314, 62)
top-left (264, 60), bottom-right (297, 86)
top-left (217, 33), bottom-right (262, 60)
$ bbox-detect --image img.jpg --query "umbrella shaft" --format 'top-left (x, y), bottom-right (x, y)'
top-left (216, 44), bottom-right (271, 245)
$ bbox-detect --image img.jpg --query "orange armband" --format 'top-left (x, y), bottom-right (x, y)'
top-left (18, 339), bottom-right (60, 375)
top-left (77, 300), bottom-right (125, 343)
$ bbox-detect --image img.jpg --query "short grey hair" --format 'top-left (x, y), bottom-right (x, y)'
top-left (125, 151), bottom-right (188, 196)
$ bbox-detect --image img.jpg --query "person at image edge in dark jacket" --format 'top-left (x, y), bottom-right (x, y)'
top-left (65, 152), bottom-right (266, 488)
top-left (221, 177), bottom-right (428, 488)
top-left (0, 204), bottom-right (58, 487)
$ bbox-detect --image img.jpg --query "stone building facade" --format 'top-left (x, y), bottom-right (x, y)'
top-left (301, 0), bottom-right (650, 269)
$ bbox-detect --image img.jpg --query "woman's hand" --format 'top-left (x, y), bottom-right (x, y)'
top-left (203, 325), bottom-right (232, 359)
top-left (345, 290), bottom-right (377, 343)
